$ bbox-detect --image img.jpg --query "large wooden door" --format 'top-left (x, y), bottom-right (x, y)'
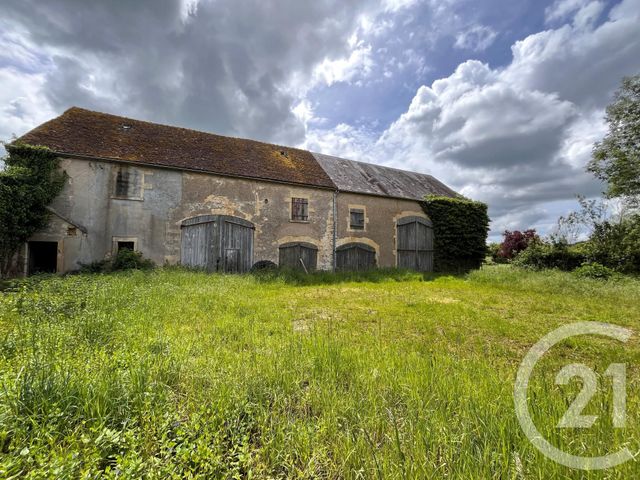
top-left (396, 216), bottom-right (434, 272)
top-left (181, 215), bottom-right (216, 270)
top-left (181, 215), bottom-right (253, 272)
top-left (221, 217), bottom-right (254, 273)
top-left (336, 243), bottom-right (376, 271)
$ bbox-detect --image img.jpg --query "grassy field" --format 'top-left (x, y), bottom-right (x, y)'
top-left (0, 266), bottom-right (639, 478)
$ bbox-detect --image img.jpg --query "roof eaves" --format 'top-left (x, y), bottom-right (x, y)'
top-left (53, 150), bottom-right (337, 190)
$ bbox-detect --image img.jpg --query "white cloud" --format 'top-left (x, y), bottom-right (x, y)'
top-left (0, 68), bottom-right (56, 154)
top-left (454, 25), bottom-right (497, 52)
top-left (309, 0), bottom-right (640, 237)
top-left (303, 123), bottom-right (378, 161)
top-left (545, 0), bottom-right (604, 25)
top-left (383, 0), bottom-right (421, 12)
top-left (505, 1), bottom-right (640, 107)
top-left (378, 59), bottom-right (577, 171)
top-left (313, 42), bottom-right (375, 87)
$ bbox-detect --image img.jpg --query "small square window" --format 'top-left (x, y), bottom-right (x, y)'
top-left (291, 198), bottom-right (309, 221)
top-left (350, 209), bottom-right (365, 230)
top-left (117, 241), bottom-right (135, 252)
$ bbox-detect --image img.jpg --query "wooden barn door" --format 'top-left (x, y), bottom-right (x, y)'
top-left (279, 242), bottom-right (318, 271)
top-left (336, 243), bottom-right (377, 271)
top-left (220, 217), bottom-right (254, 273)
top-left (181, 215), bottom-right (216, 270)
top-left (181, 215), bottom-right (253, 273)
top-left (396, 216), bottom-right (434, 272)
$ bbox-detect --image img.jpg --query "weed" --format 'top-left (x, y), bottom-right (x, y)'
top-left (0, 266), bottom-right (638, 477)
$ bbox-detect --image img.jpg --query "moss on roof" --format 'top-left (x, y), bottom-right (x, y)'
top-left (17, 107), bottom-right (336, 189)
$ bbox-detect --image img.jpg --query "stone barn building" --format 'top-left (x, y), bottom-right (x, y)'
top-left (13, 107), bottom-right (458, 275)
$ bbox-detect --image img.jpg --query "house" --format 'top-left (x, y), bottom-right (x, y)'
top-left (13, 107), bottom-right (459, 275)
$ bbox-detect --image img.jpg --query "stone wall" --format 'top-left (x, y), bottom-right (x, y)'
top-left (25, 157), bottom-right (334, 273)
top-left (20, 157), bottom-right (432, 274)
top-left (334, 192), bottom-right (428, 268)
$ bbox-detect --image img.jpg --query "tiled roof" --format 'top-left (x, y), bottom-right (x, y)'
top-left (312, 153), bottom-right (459, 200)
top-left (17, 107), bottom-right (336, 189)
top-left (17, 107), bottom-right (459, 200)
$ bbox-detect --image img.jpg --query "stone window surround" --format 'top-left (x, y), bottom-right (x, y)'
top-left (111, 236), bottom-right (139, 256)
top-left (347, 204), bottom-right (367, 232)
top-left (290, 196), bottom-right (309, 223)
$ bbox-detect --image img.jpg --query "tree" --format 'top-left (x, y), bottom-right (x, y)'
top-left (498, 229), bottom-right (538, 259)
top-left (588, 74), bottom-right (640, 199)
top-left (588, 214), bottom-right (640, 273)
top-left (0, 144), bottom-right (66, 276)
top-left (553, 195), bottom-right (610, 243)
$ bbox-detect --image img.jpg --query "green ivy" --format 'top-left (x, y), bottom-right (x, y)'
top-left (0, 144), bottom-right (67, 276)
top-left (420, 195), bottom-right (490, 273)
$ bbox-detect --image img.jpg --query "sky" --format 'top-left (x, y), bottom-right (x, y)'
top-left (1, 0), bottom-right (639, 241)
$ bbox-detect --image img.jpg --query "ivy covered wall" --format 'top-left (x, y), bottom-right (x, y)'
top-left (420, 195), bottom-right (490, 272)
top-left (0, 144), bottom-right (66, 276)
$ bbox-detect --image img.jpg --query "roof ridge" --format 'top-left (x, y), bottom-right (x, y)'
top-left (312, 151), bottom-right (459, 200)
top-left (62, 106), bottom-right (310, 153)
top-left (311, 151), bottom-right (440, 181)
top-left (17, 107), bottom-right (457, 197)
top-left (55, 108), bottom-right (436, 181)
top-left (17, 108), bottom-right (337, 189)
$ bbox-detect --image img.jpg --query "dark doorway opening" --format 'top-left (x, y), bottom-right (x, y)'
top-left (117, 241), bottom-right (135, 252)
top-left (28, 241), bottom-right (58, 275)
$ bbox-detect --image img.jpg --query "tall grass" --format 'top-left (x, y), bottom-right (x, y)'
top-left (0, 266), bottom-right (638, 478)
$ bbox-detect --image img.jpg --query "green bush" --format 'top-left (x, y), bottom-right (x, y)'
top-left (421, 196), bottom-right (489, 272)
top-left (586, 214), bottom-right (640, 273)
top-left (512, 241), bottom-right (586, 271)
top-left (486, 242), bottom-right (508, 264)
top-left (79, 259), bottom-right (111, 273)
top-left (111, 249), bottom-right (155, 271)
top-left (573, 262), bottom-right (617, 280)
top-left (80, 250), bottom-right (154, 273)
top-left (487, 242), bottom-right (499, 258)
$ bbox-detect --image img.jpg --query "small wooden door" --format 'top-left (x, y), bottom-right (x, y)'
top-left (336, 243), bottom-right (376, 271)
top-left (279, 242), bottom-right (318, 271)
top-left (396, 216), bottom-right (434, 272)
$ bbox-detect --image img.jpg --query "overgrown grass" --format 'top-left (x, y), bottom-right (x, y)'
top-left (0, 266), bottom-right (639, 478)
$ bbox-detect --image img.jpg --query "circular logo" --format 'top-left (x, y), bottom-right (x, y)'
top-left (514, 321), bottom-right (634, 470)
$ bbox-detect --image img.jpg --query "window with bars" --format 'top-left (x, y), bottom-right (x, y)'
top-left (350, 208), bottom-right (365, 230)
top-left (291, 197), bottom-right (309, 221)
